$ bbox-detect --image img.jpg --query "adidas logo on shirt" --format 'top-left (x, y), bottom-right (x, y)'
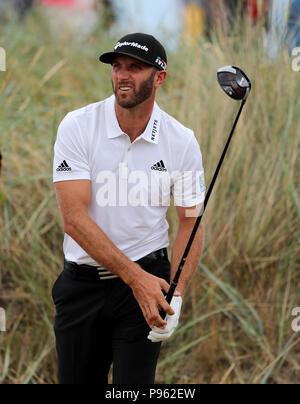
top-left (151, 160), bottom-right (167, 172)
top-left (56, 160), bottom-right (72, 172)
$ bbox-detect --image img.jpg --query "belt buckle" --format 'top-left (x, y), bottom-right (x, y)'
top-left (97, 266), bottom-right (118, 280)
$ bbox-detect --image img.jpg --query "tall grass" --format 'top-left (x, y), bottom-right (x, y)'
top-left (0, 8), bottom-right (299, 384)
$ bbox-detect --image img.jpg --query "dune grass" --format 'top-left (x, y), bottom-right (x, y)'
top-left (0, 8), bottom-right (299, 384)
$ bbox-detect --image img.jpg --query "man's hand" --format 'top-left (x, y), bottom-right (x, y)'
top-left (129, 269), bottom-right (175, 329)
top-left (148, 293), bottom-right (182, 343)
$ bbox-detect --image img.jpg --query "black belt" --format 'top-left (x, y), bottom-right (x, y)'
top-left (64, 248), bottom-right (168, 281)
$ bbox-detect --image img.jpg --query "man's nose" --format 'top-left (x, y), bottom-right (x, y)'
top-left (116, 67), bottom-right (130, 81)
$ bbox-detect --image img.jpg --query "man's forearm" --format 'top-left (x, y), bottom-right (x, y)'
top-left (65, 211), bottom-right (141, 286)
top-left (170, 221), bottom-right (204, 297)
top-left (65, 211), bottom-right (175, 329)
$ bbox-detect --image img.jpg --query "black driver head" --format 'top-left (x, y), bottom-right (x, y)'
top-left (217, 66), bottom-right (251, 101)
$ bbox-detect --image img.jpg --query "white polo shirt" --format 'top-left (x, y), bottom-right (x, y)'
top-left (53, 95), bottom-right (205, 265)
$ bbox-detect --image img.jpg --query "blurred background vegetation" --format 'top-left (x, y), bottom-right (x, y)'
top-left (0, 2), bottom-right (300, 384)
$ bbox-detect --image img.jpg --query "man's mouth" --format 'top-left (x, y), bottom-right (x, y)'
top-left (119, 86), bottom-right (132, 92)
top-left (117, 82), bottom-right (134, 93)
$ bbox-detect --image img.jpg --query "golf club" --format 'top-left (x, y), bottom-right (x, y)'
top-left (161, 66), bottom-right (252, 319)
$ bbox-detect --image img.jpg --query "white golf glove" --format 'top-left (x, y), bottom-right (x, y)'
top-left (148, 295), bottom-right (183, 343)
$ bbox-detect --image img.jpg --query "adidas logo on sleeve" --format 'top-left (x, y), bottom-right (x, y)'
top-left (151, 160), bottom-right (167, 172)
top-left (56, 160), bottom-right (72, 172)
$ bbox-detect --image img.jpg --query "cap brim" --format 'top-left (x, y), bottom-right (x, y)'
top-left (99, 51), bottom-right (163, 70)
top-left (99, 51), bottom-right (119, 64)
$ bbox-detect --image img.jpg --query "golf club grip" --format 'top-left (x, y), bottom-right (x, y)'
top-left (160, 100), bottom-right (247, 321)
top-left (159, 282), bottom-right (177, 319)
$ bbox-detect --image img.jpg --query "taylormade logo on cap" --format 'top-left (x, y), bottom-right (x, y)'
top-left (100, 33), bottom-right (167, 71)
top-left (115, 41), bottom-right (149, 52)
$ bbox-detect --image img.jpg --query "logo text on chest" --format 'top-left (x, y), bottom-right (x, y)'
top-left (151, 120), bottom-right (159, 141)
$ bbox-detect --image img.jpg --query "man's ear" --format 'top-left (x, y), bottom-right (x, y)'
top-left (154, 70), bottom-right (167, 89)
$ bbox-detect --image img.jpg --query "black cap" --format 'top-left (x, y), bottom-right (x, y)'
top-left (99, 33), bottom-right (167, 71)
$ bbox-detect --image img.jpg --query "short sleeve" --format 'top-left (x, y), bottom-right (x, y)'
top-left (172, 133), bottom-right (206, 207)
top-left (53, 113), bottom-right (91, 183)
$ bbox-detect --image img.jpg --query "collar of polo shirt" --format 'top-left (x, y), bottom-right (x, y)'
top-left (105, 95), bottom-right (161, 145)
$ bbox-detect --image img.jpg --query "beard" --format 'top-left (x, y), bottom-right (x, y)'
top-left (112, 69), bottom-right (156, 109)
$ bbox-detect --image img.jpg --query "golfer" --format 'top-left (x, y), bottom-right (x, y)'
top-left (52, 33), bottom-right (205, 385)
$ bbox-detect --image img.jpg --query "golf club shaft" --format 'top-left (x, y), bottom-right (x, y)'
top-left (161, 99), bottom-right (247, 318)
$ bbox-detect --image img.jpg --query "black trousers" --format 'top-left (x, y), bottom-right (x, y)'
top-left (52, 252), bottom-right (171, 385)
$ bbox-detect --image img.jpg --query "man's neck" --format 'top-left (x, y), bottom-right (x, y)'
top-left (114, 97), bottom-right (155, 143)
